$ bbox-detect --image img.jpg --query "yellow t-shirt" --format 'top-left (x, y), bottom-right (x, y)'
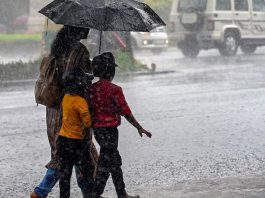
top-left (59, 94), bottom-right (92, 139)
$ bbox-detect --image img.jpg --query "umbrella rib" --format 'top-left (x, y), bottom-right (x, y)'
top-left (54, 1), bottom-right (76, 23)
top-left (103, 3), bottom-right (107, 31)
top-left (40, 0), bottom-right (166, 32)
top-left (135, 6), bottom-right (165, 32)
top-left (133, 7), bottom-right (149, 32)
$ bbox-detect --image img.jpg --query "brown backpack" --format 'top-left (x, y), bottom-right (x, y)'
top-left (34, 55), bottom-right (61, 108)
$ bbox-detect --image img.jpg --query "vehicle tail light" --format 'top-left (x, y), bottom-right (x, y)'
top-left (207, 20), bottom-right (215, 31)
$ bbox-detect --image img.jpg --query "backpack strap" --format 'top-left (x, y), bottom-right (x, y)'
top-left (66, 43), bottom-right (92, 73)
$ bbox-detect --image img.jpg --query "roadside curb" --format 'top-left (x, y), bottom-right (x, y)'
top-left (0, 70), bottom-right (176, 86)
top-left (118, 70), bottom-right (176, 76)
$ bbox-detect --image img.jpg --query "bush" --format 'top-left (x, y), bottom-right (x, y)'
top-left (145, 0), bottom-right (173, 24)
top-left (0, 50), bottom-right (149, 82)
top-left (114, 51), bottom-right (143, 72)
top-left (0, 59), bottom-right (41, 81)
top-left (0, 33), bottom-right (42, 42)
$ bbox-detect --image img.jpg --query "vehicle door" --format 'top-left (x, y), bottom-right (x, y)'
top-left (233, 0), bottom-right (252, 37)
top-left (214, 0), bottom-right (233, 31)
top-left (251, 0), bottom-right (265, 36)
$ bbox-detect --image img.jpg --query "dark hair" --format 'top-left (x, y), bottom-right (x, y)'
top-left (92, 52), bottom-right (117, 80)
top-left (101, 66), bottom-right (115, 80)
top-left (51, 26), bottom-right (89, 59)
top-left (62, 67), bottom-right (93, 97)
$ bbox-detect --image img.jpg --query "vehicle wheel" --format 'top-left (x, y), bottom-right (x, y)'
top-left (240, 45), bottom-right (256, 54)
top-left (218, 32), bottom-right (239, 56)
top-left (180, 42), bottom-right (200, 58)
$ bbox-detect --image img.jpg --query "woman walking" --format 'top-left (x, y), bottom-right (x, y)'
top-left (30, 26), bottom-right (98, 198)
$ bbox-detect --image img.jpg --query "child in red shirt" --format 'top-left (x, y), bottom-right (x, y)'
top-left (90, 52), bottom-right (152, 198)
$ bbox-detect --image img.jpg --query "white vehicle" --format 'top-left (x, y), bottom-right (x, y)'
top-left (168, 0), bottom-right (265, 57)
top-left (130, 26), bottom-right (168, 53)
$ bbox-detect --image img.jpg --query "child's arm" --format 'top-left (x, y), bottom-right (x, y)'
top-left (113, 87), bottom-right (152, 138)
top-left (124, 114), bottom-right (152, 138)
top-left (77, 97), bottom-right (92, 129)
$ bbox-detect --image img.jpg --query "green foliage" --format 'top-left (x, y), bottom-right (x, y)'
top-left (145, 0), bottom-right (173, 24)
top-left (0, 59), bottom-right (41, 81)
top-left (0, 33), bottom-right (42, 42)
top-left (0, 52), bottom-right (144, 82)
top-left (114, 51), bottom-right (142, 72)
top-left (0, 51), bottom-right (149, 82)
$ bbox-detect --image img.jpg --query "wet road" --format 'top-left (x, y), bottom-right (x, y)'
top-left (1, 49), bottom-right (265, 197)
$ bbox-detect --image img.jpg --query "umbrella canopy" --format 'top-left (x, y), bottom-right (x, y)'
top-left (39, 0), bottom-right (166, 32)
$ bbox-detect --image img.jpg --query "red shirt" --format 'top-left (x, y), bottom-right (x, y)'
top-left (90, 80), bottom-right (132, 128)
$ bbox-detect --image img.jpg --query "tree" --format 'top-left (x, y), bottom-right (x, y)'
top-left (144, 0), bottom-right (173, 24)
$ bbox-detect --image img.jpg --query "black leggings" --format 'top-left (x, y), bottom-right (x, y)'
top-left (94, 127), bottom-right (126, 198)
top-left (57, 136), bottom-right (95, 198)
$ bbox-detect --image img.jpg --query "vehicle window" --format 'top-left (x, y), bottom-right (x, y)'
top-left (178, 0), bottom-right (207, 12)
top-left (234, 0), bottom-right (249, 11)
top-left (216, 0), bottom-right (231, 10)
top-left (253, 0), bottom-right (265, 11)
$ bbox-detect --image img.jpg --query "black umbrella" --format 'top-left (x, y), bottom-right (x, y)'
top-left (39, 0), bottom-right (166, 53)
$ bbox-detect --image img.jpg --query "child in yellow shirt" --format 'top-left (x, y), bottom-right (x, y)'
top-left (56, 67), bottom-right (95, 198)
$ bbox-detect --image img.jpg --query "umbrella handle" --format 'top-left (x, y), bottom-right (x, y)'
top-left (46, 18), bottom-right (49, 37)
top-left (99, 31), bottom-right (103, 54)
